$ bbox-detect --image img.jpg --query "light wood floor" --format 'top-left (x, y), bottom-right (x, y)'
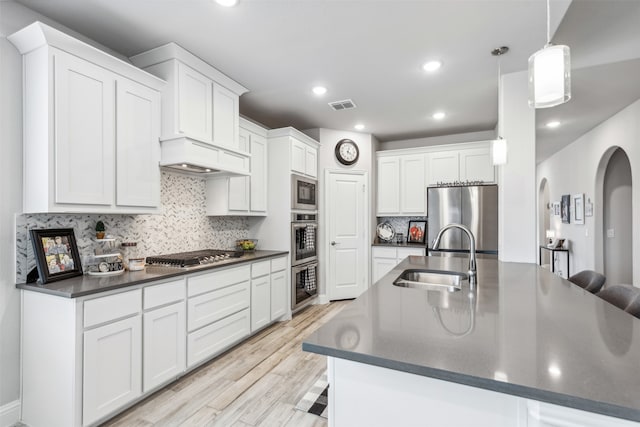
top-left (103, 300), bottom-right (350, 427)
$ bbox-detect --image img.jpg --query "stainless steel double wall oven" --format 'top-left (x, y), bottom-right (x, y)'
top-left (291, 213), bottom-right (318, 310)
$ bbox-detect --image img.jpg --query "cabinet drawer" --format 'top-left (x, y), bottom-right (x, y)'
top-left (144, 278), bottom-right (185, 310)
top-left (251, 260), bottom-right (270, 278)
top-left (187, 280), bottom-right (250, 332)
top-left (187, 265), bottom-right (250, 297)
top-left (84, 289), bottom-right (141, 328)
top-left (271, 256), bottom-right (287, 272)
top-left (372, 247), bottom-right (397, 259)
top-left (187, 308), bottom-right (250, 368)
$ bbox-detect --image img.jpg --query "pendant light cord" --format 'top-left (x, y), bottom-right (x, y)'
top-left (546, 0), bottom-right (551, 45)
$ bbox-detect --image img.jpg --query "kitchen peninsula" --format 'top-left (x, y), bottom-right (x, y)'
top-left (303, 256), bottom-right (640, 426)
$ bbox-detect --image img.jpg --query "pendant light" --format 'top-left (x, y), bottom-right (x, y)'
top-left (491, 46), bottom-right (508, 166)
top-left (528, 0), bottom-right (571, 108)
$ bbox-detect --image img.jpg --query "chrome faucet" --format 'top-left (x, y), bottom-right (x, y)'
top-left (432, 223), bottom-right (477, 289)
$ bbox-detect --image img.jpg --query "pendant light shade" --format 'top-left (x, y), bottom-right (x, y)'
top-left (492, 137), bottom-right (508, 166)
top-left (528, 0), bottom-right (571, 108)
top-left (528, 44), bottom-right (571, 108)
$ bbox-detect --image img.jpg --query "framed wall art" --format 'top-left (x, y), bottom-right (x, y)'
top-left (561, 195), bottom-right (571, 224)
top-left (585, 198), bottom-right (594, 217)
top-left (573, 193), bottom-right (585, 225)
top-left (30, 228), bottom-right (83, 284)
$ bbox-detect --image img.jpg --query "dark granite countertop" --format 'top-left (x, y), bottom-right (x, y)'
top-left (17, 250), bottom-right (288, 298)
top-left (303, 255), bottom-right (640, 423)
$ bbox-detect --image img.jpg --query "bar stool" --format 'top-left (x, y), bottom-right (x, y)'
top-left (597, 284), bottom-right (640, 312)
top-left (624, 292), bottom-right (640, 319)
top-left (568, 270), bottom-right (606, 294)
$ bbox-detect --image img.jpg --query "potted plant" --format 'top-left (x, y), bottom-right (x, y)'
top-left (95, 221), bottom-right (106, 239)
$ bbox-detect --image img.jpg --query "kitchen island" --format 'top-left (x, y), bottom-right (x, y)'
top-left (303, 256), bottom-right (640, 426)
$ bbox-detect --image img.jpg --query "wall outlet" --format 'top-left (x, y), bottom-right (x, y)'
top-left (607, 228), bottom-right (615, 238)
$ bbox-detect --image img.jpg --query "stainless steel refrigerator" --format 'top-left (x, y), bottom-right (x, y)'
top-left (427, 185), bottom-right (498, 258)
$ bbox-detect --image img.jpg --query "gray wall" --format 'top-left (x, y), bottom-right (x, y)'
top-left (0, 22), bottom-right (24, 412)
top-left (603, 148), bottom-right (633, 285)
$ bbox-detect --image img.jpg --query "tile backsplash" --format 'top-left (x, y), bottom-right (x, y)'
top-left (376, 216), bottom-right (427, 243)
top-left (16, 170), bottom-right (250, 282)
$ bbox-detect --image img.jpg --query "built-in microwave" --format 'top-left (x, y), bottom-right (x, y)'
top-left (292, 174), bottom-right (317, 211)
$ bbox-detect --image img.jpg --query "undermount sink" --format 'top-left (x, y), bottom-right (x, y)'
top-left (393, 269), bottom-right (468, 292)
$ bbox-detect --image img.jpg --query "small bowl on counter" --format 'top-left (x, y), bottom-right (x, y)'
top-left (236, 239), bottom-right (258, 252)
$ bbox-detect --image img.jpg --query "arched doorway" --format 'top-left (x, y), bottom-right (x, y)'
top-left (538, 178), bottom-right (551, 264)
top-left (602, 148), bottom-right (632, 285)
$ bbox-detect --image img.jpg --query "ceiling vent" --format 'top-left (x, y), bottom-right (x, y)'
top-left (328, 99), bottom-right (357, 111)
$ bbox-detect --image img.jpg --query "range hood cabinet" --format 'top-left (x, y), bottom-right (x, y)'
top-left (160, 136), bottom-right (250, 176)
top-left (130, 43), bottom-right (250, 176)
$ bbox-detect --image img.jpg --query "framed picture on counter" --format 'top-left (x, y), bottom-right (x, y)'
top-left (30, 228), bottom-right (83, 284)
top-left (407, 220), bottom-right (426, 244)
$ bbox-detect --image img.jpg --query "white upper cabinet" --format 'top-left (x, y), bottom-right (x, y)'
top-left (291, 137), bottom-right (318, 179)
top-left (116, 78), bottom-right (161, 208)
top-left (426, 143), bottom-right (495, 185)
top-left (130, 43), bottom-right (249, 175)
top-left (206, 118), bottom-right (268, 216)
top-left (427, 151), bottom-right (459, 186)
top-left (400, 155), bottom-right (427, 214)
top-left (213, 83), bottom-right (240, 149)
top-left (8, 22), bottom-right (165, 214)
top-left (177, 62), bottom-right (213, 140)
top-left (459, 147), bottom-right (495, 182)
top-left (376, 154), bottom-right (426, 216)
top-left (53, 52), bottom-right (115, 207)
top-left (376, 157), bottom-right (401, 215)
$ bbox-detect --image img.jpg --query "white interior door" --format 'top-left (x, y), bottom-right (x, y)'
top-left (327, 171), bottom-right (368, 300)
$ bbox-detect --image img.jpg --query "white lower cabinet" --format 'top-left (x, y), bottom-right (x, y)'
top-left (186, 264), bottom-right (252, 368)
top-left (143, 302), bottom-right (186, 392)
top-left (83, 315), bottom-right (142, 426)
top-left (329, 358), bottom-right (638, 427)
top-left (270, 269), bottom-right (288, 320)
top-left (372, 246), bottom-right (426, 283)
top-left (251, 276), bottom-right (271, 331)
top-left (251, 260), bottom-right (271, 332)
top-left (21, 256), bottom-right (286, 427)
top-left (187, 308), bottom-right (250, 367)
top-left (252, 256), bottom-right (288, 331)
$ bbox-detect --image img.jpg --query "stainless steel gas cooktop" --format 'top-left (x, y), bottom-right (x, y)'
top-left (145, 249), bottom-right (242, 268)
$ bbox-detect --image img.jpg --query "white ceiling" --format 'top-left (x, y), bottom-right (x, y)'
top-left (13, 0), bottom-right (640, 162)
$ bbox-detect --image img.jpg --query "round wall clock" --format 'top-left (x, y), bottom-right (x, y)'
top-left (335, 139), bottom-right (360, 166)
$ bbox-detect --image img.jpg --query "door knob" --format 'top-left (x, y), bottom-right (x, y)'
top-left (331, 241), bottom-right (339, 246)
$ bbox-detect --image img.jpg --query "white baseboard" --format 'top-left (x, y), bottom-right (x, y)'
top-left (316, 294), bottom-right (330, 305)
top-left (0, 400), bottom-right (20, 427)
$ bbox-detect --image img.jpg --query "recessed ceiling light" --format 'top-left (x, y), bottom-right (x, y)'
top-left (354, 124), bottom-right (365, 131)
top-left (181, 164), bottom-right (188, 168)
top-left (423, 60), bottom-right (442, 72)
top-left (432, 111), bottom-right (446, 120)
top-left (546, 120), bottom-right (561, 128)
top-left (215, 0), bottom-right (238, 6)
top-left (312, 86), bottom-right (327, 96)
